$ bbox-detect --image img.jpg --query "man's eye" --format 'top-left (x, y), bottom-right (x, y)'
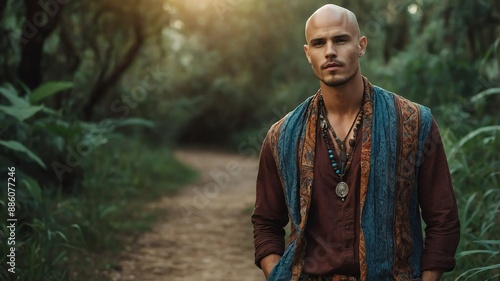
top-left (336, 38), bottom-right (347, 44)
top-left (312, 41), bottom-right (324, 46)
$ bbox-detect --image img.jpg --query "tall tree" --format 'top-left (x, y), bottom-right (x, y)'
top-left (17, 0), bottom-right (65, 89)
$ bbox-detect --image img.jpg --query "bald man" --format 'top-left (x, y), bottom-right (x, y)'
top-left (251, 4), bottom-right (460, 281)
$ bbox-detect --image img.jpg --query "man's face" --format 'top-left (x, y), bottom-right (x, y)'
top-left (304, 14), bottom-right (366, 87)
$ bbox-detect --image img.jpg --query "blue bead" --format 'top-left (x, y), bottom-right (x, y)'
top-left (333, 163), bottom-right (337, 167)
top-left (336, 170), bottom-right (340, 174)
top-left (329, 155), bottom-right (333, 159)
top-left (328, 149), bottom-right (333, 153)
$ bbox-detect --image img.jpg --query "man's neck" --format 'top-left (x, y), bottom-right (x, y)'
top-left (320, 74), bottom-right (364, 118)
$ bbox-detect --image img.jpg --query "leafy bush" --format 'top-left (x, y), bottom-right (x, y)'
top-left (439, 86), bottom-right (500, 280)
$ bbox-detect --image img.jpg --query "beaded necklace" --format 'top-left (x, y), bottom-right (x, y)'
top-left (319, 94), bottom-right (364, 202)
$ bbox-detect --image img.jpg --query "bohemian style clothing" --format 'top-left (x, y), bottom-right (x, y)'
top-left (252, 78), bottom-right (460, 281)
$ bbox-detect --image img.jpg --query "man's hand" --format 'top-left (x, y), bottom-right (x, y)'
top-left (260, 254), bottom-right (281, 279)
top-left (422, 270), bottom-right (443, 281)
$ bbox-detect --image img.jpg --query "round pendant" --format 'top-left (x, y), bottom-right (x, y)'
top-left (335, 181), bottom-right (349, 198)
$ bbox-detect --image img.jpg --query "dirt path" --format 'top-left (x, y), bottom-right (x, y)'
top-left (113, 150), bottom-right (265, 281)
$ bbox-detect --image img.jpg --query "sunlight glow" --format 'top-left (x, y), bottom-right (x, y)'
top-left (407, 4), bottom-right (419, 14)
top-left (171, 19), bottom-right (184, 30)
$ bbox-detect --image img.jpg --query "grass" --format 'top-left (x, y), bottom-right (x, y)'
top-left (438, 100), bottom-right (500, 280)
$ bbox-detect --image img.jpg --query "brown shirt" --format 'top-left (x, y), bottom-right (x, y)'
top-left (252, 118), bottom-right (460, 276)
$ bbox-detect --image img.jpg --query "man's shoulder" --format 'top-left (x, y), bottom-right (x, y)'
top-left (266, 94), bottom-right (316, 138)
top-left (267, 116), bottom-right (287, 139)
top-left (372, 84), bottom-right (431, 114)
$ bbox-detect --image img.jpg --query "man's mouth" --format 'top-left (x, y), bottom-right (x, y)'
top-left (323, 61), bottom-right (343, 69)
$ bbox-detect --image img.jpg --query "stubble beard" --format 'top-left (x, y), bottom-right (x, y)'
top-left (320, 66), bottom-right (359, 87)
top-left (322, 76), bottom-right (350, 87)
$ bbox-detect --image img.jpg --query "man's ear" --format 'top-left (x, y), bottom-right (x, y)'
top-left (304, 44), bottom-right (311, 64)
top-left (358, 36), bottom-right (367, 57)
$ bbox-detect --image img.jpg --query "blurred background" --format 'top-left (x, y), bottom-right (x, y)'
top-left (0, 0), bottom-right (499, 280)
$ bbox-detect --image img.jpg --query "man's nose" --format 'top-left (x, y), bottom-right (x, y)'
top-left (325, 42), bottom-right (337, 58)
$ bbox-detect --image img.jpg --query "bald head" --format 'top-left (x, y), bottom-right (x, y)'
top-left (305, 4), bottom-right (361, 43)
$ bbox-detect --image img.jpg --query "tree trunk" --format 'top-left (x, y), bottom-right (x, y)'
top-left (17, 0), bottom-right (65, 89)
top-left (81, 23), bottom-right (144, 120)
top-left (0, 0), bottom-right (7, 21)
top-left (53, 15), bottom-right (81, 110)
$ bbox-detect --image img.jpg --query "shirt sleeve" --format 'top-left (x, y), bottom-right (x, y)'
top-left (251, 133), bottom-right (289, 268)
top-left (418, 119), bottom-right (460, 272)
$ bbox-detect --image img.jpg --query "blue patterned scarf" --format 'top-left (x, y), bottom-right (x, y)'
top-left (267, 81), bottom-right (432, 281)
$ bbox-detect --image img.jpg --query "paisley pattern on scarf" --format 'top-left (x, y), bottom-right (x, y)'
top-left (392, 95), bottom-right (422, 278)
top-left (266, 77), bottom-right (432, 281)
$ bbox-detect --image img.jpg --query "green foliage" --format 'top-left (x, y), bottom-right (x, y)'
top-left (30, 82), bottom-right (74, 104)
top-left (0, 140), bottom-right (46, 169)
top-left (0, 81), bottom-right (87, 220)
top-left (0, 82), bottom-right (157, 190)
top-left (438, 83), bottom-right (500, 280)
top-left (0, 84), bottom-right (45, 122)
